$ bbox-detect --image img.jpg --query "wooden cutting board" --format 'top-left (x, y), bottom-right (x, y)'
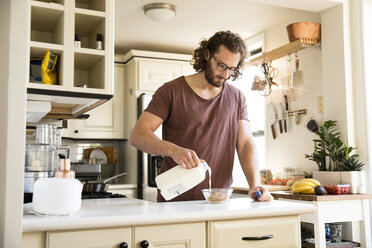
top-left (84, 147), bottom-right (116, 164)
top-left (271, 191), bottom-right (372, 202)
top-left (232, 185), bottom-right (290, 193)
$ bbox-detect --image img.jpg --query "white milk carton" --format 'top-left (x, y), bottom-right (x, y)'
top-left (155, 161), bottom-right (210, 201)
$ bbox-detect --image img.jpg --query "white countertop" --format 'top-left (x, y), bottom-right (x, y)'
top-left (23, 198), bottom-right (316, 232)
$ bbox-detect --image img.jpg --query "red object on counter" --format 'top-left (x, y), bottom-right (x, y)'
top-left (268, 178), bottom-right (285, 185)
top-left (323, 184), bottom-right (350, 195)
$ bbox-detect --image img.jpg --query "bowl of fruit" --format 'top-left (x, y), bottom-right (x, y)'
top-left (323, 184), bottom-right (350, 195)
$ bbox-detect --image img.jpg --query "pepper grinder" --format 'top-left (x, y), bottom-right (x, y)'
top-left (55, 154), bottom-right (75, 179)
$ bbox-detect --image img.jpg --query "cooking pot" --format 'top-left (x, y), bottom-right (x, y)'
top-left (82, 172), bottom-right (127, 193)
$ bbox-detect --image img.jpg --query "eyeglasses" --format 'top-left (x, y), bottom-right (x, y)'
top-left (212, 55), bottom-right (238, 76)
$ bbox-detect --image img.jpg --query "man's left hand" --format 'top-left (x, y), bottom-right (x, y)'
top-left (248, 186), bottom-right (274, 202)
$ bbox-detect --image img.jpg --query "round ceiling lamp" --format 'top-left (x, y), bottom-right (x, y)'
top-left (143, 3), bottom-right (176, 22)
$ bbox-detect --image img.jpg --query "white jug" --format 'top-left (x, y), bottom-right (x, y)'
top-left (155, 161), bottom-right (210, 201)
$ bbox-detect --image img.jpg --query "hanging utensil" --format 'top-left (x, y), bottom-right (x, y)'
top-left (292, 51), bottom-right (303, 86)
top-left (277, 102), bottom-right (284, 133)
top-left (260, 62), bottom-right (273, 97)
top-left (268, 102), bottom-right (276, 139)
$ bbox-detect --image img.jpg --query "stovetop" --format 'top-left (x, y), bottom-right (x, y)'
top-left (82, 192), bottom-right (127, 199)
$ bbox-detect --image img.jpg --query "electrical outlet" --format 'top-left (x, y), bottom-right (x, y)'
top-left (318, 96), bottom-right (324, 113)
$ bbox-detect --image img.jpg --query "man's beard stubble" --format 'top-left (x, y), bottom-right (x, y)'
top-left (204, 60), bottom-right (227, 88)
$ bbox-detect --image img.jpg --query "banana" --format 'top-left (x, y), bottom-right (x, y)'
top-left (291, 185), bottom-right (314, 193)
top-left (290, 179), bottom-right (320, 190)
top-left (301, 189), bottom-right (316, 194)
top-left (297, 178), bottom-right (321, 186)
top-left (291, 181), bottom-right (316, 189)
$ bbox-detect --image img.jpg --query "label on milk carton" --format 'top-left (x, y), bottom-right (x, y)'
top-left (167, 183), bottom-right (187, 196)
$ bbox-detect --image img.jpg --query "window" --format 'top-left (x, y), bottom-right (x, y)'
top-left (232, 33), bottom-right (265, 188)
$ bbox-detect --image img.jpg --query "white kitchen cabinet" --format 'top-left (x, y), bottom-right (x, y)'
top-left (27, 0), bottom-right (114, 119)
top-left (138, 60), bottom-right (182, 92)
top-left (46, 227), bottom-right (131, 248)
top-left (123, 49), bottom-right (193, 93)
top-left (22, 232), bottom-right (45, 248)
top-left (62, 63), bottom-right (125, 139)
top-left (208, 215), bottom-right (300, 248)
top-left (134, 222), bottom-right (205, 248)
top-left (26, 222), bottom-right (204, 248)
top-left (123, 50), bottom-right (193, 139)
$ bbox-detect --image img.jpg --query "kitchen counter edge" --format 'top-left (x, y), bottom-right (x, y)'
top-left (23, 198), bottom-right (316, 232)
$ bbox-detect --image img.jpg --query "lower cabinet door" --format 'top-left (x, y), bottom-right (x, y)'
top-left (46, 227), bottom-right (131, 248)
top-left (22, 232), bottom-right (45, 248)
top-left (134, 222), bottom-right (206, 248)
top-left (209, 215), bottom-right (300, 248)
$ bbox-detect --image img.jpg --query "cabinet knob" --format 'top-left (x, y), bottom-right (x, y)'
top-left (74, 130), bottom-right (79, 133)
top-left (119, 242), bottom-right (128, 248)
top-left (140, 240), bottom-right (149, 248)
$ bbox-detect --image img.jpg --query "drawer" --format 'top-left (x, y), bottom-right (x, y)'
top-left (209, 215), bottom-right (300, 248)
top-left (46, 227), bottom-right (131, 248)
top-left (134, 222), bottom-right (206, 248)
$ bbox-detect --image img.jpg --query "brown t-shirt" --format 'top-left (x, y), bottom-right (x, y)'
top-left (145, 76), bottom-right (248, 202)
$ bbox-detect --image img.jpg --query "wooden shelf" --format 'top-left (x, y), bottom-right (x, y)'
top-left (246, 39), bottom-right (320, 66)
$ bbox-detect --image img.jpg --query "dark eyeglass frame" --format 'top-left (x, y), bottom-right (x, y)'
top-left (212, 55), bottom-right (238, 75)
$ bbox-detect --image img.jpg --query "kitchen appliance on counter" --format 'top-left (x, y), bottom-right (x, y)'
top-left (137, 93), bottom-right (163, 201)
top-left (24, 124), bottom-right (58, 203)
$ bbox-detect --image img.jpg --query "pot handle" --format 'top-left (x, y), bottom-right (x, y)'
top-left (103, 172), bottom-right (127, 183)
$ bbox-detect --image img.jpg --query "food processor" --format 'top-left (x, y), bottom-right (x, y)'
top-left (24, 124), bottom-right (58, 203)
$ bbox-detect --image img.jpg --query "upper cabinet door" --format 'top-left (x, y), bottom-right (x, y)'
top-left (138, 60), bottom-right (182, 92)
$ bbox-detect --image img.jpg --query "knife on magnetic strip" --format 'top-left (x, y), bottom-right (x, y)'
top-left (284, 95), bottom-right (289, 132)
top-left (277, 102), bottom-right (283, 134)
top-left (268, 102), bottom-right (276, 139)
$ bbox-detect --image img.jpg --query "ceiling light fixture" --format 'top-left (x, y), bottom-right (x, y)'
top-left (143, 3), bottom-right (176, 22)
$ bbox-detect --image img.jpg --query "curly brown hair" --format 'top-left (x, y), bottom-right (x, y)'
top-left (191, 31), bottom-right (247, 81)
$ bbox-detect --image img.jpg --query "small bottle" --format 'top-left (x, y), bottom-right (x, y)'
top-left (75, 34), bottom-right (81, 48)
top-left (55, 154), bottom-right (75, 179)
top-left (155, 161), bottom-right (210, 200)
top-left (96, 34), bottom-right (103, 50)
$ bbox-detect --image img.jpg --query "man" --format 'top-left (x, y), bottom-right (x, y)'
top-left (130, 31), bottom-right (273, 202)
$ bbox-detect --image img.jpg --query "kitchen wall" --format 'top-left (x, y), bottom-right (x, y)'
top-left (262, 11), bottom-right (324, 176)
top-left (261, 5), bottom-right (349, 177)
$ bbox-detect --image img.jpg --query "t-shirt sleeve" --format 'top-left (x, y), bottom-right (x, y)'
top-left (144, 83), bottom-right (171, 121)
top-left (239, 90), bottom-right (249, 121)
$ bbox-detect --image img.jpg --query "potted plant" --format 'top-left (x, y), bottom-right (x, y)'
top-left (305, 120), bottom-right (366, 193)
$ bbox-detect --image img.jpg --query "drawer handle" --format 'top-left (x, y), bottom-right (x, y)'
top-left (242, 235), bottom-right (273, 241)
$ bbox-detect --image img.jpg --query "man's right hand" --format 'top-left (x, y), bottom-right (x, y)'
top-left (170, 146), bottom-right (200, 169)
